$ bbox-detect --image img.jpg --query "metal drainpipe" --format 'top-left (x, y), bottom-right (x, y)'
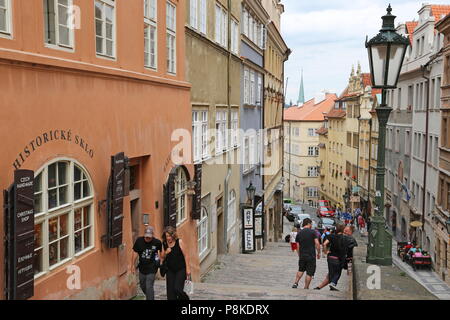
top-left (224, 0), bottom-right (232, 254)
top-left (421, 65), bottom-right (431, 233)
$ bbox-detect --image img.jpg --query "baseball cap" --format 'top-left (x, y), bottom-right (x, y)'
top-left (144, 226), bottom-right (154, 237)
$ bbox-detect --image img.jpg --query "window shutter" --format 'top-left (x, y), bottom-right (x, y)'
top-left (107, 152), bottom-right (125, 248)
top-left (192, 164), bottom-right (202, 220)
top-left (164, 171), bottom-right (177, 227)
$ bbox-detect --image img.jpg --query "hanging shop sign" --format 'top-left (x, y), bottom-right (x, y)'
top-left (163, 170), bottom-right (177, 228)
top-left (242, 207), bottom-right (255, 253)
top-left (13, 130), bottom-right (95, 170)
top-left (4, 169), bottom-right (35, 300)
top-left (191, 164), bottom-right (202, 220)
top-left (254, 200), bottom-right (264, 239)
top-left (107, 152), bottom-right (126, 248)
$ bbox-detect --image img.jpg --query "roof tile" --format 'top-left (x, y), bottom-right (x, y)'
top-left (284, 93), bottom-right (337, 121)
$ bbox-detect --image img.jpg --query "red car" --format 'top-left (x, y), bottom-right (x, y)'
top-left (317, 201), bottom-right (335, 218)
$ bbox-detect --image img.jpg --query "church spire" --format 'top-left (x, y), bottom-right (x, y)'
top-left (297, 69), bottom-right (305, 106)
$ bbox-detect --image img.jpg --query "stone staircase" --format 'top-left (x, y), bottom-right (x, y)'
top-left (135, 241), bottom-right (351, 300)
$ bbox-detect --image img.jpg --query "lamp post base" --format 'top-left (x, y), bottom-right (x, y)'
top-left (366, 215), bottom-right (393, 266)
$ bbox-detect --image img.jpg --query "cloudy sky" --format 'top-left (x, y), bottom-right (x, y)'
top-left (281, 0), bottom-right (450, 104)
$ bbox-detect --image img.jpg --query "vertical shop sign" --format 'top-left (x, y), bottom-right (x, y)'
top-left (4, 169), bottom-right (35, 300)
top-left (192, 164), bottom-right (202, 220)
top-left (107, 152), bottom-right (125, 248)
top-left (242, 207), bottom-right (255, 253)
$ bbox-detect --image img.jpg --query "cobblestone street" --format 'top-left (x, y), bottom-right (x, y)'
top-left (137, 208), bottom-right (351, 300)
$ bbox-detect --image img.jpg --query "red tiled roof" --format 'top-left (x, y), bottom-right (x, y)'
top-left (405, 21), bottom-right (418, 44)
top-left (326, 109), bottom-right (346, 119)
top-left (431, 5), bottom-right (450, 22)
top-left (362, 73), bottom-right (382, 96)
top-left (284, 93), bottom-right (338, 121)
top-left (316, 127), bottom-right (328, 135)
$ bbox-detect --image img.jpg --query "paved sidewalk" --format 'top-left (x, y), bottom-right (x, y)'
top-left (391, 239), bottom-right (450, 300)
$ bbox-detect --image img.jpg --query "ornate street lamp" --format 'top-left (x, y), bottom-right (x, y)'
top-left (365, 5), bottom-right (409, 266)
top-left (246, 182), bottom-right (256, 206)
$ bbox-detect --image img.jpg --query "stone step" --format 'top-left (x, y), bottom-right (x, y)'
top-left (136, 279), bottom-right (349, 300)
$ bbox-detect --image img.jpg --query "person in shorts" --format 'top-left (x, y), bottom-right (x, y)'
top-left (290, 227), bottom-right (298, 252)
top-left (292, 218), bottom-right (321, 289)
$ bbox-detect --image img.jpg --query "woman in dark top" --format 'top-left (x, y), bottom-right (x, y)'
top-left (161, 226), bottom-right (191, 300)
top-left (323, 223), bottom-right (346, 291)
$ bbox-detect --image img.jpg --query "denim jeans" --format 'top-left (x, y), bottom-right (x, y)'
top-left (327, 256), bottom-right (343, 286)
top-left (139, 272), bottom-right (156, 300)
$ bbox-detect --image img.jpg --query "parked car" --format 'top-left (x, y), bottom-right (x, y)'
top-left (294, 212), bottom-right (311, 229)
top-left (317, 217), bottom-right (337, 233)
top-left (283, 198), bottom-right (293, 212)
top-left (317, 204), bottom-right (335, 218)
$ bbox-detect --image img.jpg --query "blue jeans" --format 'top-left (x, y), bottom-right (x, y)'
top-left (327, 256), bottom-right (343, 286)
top-left (139, 272), bottom-right (156, 300)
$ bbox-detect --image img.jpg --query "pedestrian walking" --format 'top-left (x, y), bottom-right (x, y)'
top-left (290, 227), bottom-right (298, 252)
top-left (132, 226), bottom-right (162, 300)
top-left (358, 215), bottom-right (366, 234)
top-left (292, 218), bottom-right (321, 290)
top-left (313, 226), bottom-right (357, 290)
top-left (323, 223), bottom-right (346, 291)
top-left (161, 226), bottom-right (191, 300)
top-left (343, 226), bottom-right (358, 275)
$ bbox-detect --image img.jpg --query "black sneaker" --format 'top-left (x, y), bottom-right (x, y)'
top-left (314, 287), bottom-right (321, 290)
top-left (292, 283), bottom-right (298, 289)
top-left (329, 285), bottom-right (339, 291)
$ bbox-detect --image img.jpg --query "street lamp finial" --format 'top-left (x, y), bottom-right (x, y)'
top-left (387, 4), bottom-right (392, 15)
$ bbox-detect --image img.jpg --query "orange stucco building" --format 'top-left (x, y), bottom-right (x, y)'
top-left (0, 0), bottom-right (200, 299)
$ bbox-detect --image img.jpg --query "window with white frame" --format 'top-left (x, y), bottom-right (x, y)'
top-left (244, 136), bottom-right (250, 172)
top-left (192, 110), bottom-right (209, 162)
top-left (308, 146), bottom-right (319, 156)
top-left (250, 70), bottom-right (255, 105)
top-left (307, 166), bottom-right (319, 177)
top-left (231, 110), bottom-right (238, 148)
top-left (144, 0), bottom-right (157, 69)
top-left (249, 134), bottom-right (256, 168)
top-left (308, 128), bottom-right (317, 136)
top-left (0, 0), bottom-right (11, 35)
top-left (44, 0), bottom-right (74, 48)
top-left (166, 1), bottom-right (176, 74)
top-left (197, 206), bottom-right (208, 256)
top-left (256, 74), bottom-right (262, 105)
top-left (34, 160), bottom-right (94, 277)
top-left (190, 0), bottom-right (206, 34)
top-left (242, 7), bottom-right (248, 37)
top-left (215, 3), bottom-right (227, 47)
top-left (231, 19), bottom-right (239, 55)
top-left (216, 110), bottom-right (227, 154)
top-left (175, 167), bottom-right (187, 225)
top-left (307, 187), bottom-right (318, 197)
top-left (244, 67), bottom-right (250, 104)
top-left (95, 0), bottom-right (115, 57)
top-left (227, 190), bottom-right (236, 230)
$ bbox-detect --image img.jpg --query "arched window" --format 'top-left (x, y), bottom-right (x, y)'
top-left (175, 167), bottom-right (187, 225)
top-left (227, 189), bottom-right (236, 231)
top-left (33, 159), bottom-right (94, 277)
top-left (197, 206), bottom-right (208, 256)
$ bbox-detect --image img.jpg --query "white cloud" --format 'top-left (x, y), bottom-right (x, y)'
top-left (281, 0), bottom-right (450, 103)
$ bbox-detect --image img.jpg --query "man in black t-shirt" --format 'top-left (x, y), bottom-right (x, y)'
top-left (132, 226), bottom-right (162, 300)
top-left (292, 218), bottom-right (321, 289)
